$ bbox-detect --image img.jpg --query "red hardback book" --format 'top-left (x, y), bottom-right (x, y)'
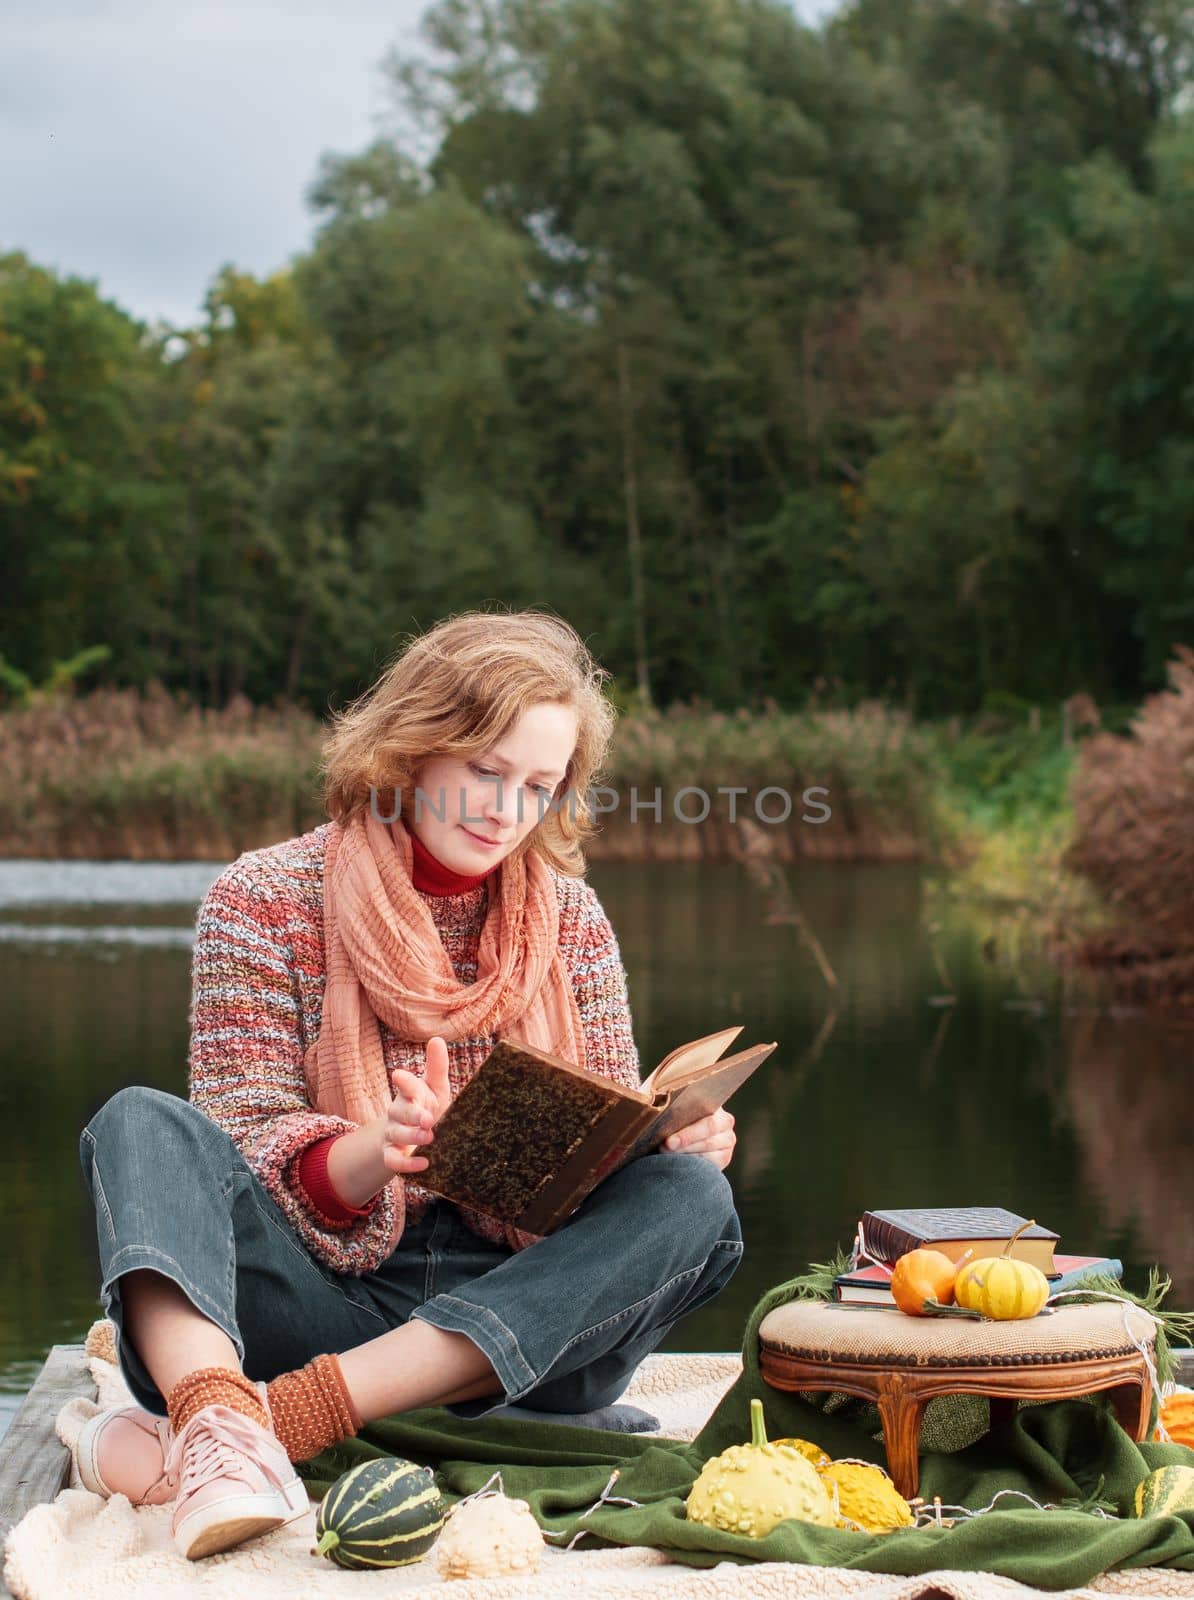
top-left (417, 1027), bottom-right (776, 1234)
top-left (834, 1253), bottom-right (1122, 1304)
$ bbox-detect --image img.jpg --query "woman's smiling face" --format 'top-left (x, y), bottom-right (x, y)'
top-left (407, 701), bottom-right (579, 873)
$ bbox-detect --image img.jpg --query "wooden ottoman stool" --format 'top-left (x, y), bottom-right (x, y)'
top-left (758, 1299), bottom-right (1156, 1498)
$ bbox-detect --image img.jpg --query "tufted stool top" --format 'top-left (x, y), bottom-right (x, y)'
top-left (758, 1298), bottom-right (1157, 1369)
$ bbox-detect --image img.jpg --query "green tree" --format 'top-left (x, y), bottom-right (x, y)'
top-left (287, 153), bottom-right (593, 691)
top-left (1025, 121), bottom-right (1194, 687)
top-left (145, 266), bottom-right (323, 702)
top-left (0, 253), bottom-right (174, 686)
top-left (4, 0), bottom-right (1193, 716)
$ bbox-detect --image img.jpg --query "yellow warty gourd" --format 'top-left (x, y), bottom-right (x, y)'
top-left (686, 1400), bottom-right (836, 1538)
top-left (818, 1461), bottom-right (915, 1534)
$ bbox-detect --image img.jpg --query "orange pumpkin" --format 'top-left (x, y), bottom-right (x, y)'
top-left (1155, 1392), bottom-right (1194, 1448)
top-left (889, 1249), bottom-right (958, 1316)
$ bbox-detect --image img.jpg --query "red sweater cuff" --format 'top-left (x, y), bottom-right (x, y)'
top-left (295, 1135), bottom-right (379, 1226)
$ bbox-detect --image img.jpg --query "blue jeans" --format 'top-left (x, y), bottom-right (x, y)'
top-left (79, 1087), bottom-right (743, 1418)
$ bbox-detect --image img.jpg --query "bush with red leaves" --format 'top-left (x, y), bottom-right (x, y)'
top-left (1066, 648), bottom-right (1194, 1005)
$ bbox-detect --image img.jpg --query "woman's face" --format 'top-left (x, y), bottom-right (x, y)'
top-left (407, 700), bottom-right (579, 874)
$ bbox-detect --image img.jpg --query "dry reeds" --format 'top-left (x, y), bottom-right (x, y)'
top-left (0, 685), bottom-right (944, 861)
top-left (1065, 647), bottom-right (1194, 1006)
top-left (602, 699), bottom-right (942, 859)
top-left (0, 683), bottom-right (323, 858)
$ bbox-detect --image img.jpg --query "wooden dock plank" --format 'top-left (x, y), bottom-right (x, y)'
top-left (0, 1345), bottom-right (91, 1600)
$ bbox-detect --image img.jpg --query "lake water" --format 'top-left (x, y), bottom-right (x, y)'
top-left (2, 856), bottom-right (1191, 1441)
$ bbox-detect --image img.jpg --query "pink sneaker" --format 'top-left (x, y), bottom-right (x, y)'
top-left (165, 1403), bottom-right (309, 1560)
top-left (73, 1381), bottom-right (271, 1508)
top-left (75, 1406), bottom-right (178, 1505)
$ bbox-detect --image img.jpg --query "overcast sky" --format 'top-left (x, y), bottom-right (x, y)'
top-left (2, 0), bottom-right (838, 332)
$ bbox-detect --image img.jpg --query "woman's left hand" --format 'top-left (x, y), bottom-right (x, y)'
top-left (663, 1107), bottom-right (736, 1171)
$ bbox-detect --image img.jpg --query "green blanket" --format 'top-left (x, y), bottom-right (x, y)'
top-left (299, 1280), bottom-right (1194, 1591)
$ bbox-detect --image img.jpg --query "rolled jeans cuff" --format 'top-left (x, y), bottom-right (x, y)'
top-left (99, 1244), bottom-right (246, 1413)
top-left (410, 1296), bottom-right (538, 1399)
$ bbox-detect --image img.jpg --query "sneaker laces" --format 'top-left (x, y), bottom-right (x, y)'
top-left (144, 1414), bottom-right (179, 1496)
top-left (143, 1413), bottom-right (173, 1447)
top-left (164, 1404), bottom-right (292, 1500)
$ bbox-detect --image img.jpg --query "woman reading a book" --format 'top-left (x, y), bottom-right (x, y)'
top-left (76, 610), bottom-right (743, 1560)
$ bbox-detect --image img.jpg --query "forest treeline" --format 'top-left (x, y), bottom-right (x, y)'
top-left (2, 0), bottom-right (1192, 716)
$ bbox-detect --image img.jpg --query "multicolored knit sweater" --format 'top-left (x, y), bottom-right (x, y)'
top-left (187, 821), bottom-right (641, 1277)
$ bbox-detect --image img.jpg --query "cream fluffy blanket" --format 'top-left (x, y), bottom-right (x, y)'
top-left (4, 1324), bottom-right (1192, 1600)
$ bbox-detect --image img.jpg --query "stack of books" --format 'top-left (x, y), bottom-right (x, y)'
top-left (834, 1206), bottom-right (1122, 1305)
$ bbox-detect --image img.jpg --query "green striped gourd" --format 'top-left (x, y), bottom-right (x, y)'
top-left (1133, 1464), bottom-right (1194, 1520)
top-left (314, 1457), bottom-right (446, 1569)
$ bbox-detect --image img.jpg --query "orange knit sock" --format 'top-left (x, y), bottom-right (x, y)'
top-left (166, 1365), bottom-right (271, 1436)
top-left (265, 1353), bottom-right (362, 1464)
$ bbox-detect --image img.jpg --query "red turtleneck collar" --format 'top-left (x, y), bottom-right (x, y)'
top-left (405, 822), bottom-right (497, 896)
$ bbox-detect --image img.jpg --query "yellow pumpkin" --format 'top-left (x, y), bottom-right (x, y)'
top-left (952, 1216), bottom-right (1050, 1319)
top-left (1154, 1391), bottom-right (1194, 1448)
top-left (954, 1256), bottom-right (1049, 1319)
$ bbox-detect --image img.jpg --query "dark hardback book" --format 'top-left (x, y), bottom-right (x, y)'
top-left (859, 1207), bottom-right (1060, 1273)
top-left (417, 1027), bottom-right (777, 1234)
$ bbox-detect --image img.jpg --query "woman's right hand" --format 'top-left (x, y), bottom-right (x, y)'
top-left (382, 1035), bottom-right (453, 1176)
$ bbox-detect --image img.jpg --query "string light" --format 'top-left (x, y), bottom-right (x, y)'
top-left (1045, 1289), bottom-right (1168, 1441)
top-left (543, 1469), bottom-right (645, 1552)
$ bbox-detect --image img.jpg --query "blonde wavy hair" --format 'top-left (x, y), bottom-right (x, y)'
top-left (320, 610), bottom-right (617, 876)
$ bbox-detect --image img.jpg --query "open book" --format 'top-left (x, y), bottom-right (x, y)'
top-left (416, 1026), bottom-right (777, 1234)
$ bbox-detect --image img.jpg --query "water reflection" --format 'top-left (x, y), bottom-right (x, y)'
top-left (0, 857), bottom-right (1189, 1435)
top-left (0, 860), bottom-right (221, 908)
top-left (0, 924), bottom-right (196, 947)
top-left (1060, 1011), bottom-right (1194, 1301)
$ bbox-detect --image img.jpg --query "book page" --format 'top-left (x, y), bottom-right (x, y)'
top-left (623, 1040), bottom-right (778, 1167)
top-left (641, 1025), bottom-right (745, 1095)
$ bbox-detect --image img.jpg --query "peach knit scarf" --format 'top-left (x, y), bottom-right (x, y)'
top-left (303, 809), bottom-right (585, 1244)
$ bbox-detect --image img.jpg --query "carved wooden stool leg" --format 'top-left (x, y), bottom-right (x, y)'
top-left (1106, 1381), bottom-right (1152, 1441)
top-left (876, 1381), bottom-right (925, 1500)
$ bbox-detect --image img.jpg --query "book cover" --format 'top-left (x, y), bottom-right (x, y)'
top-left (417, 1031), bottom-right (776, 1234)
top-left (832, 1262), bottom-right (896, 1305)
top-left (1048, 1256), bottom-right (1124, 1296)
top-left (833, 1253), bottom-right (1122, 1304)
top-left (860, 1207), bottom-right (1060, 1273)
